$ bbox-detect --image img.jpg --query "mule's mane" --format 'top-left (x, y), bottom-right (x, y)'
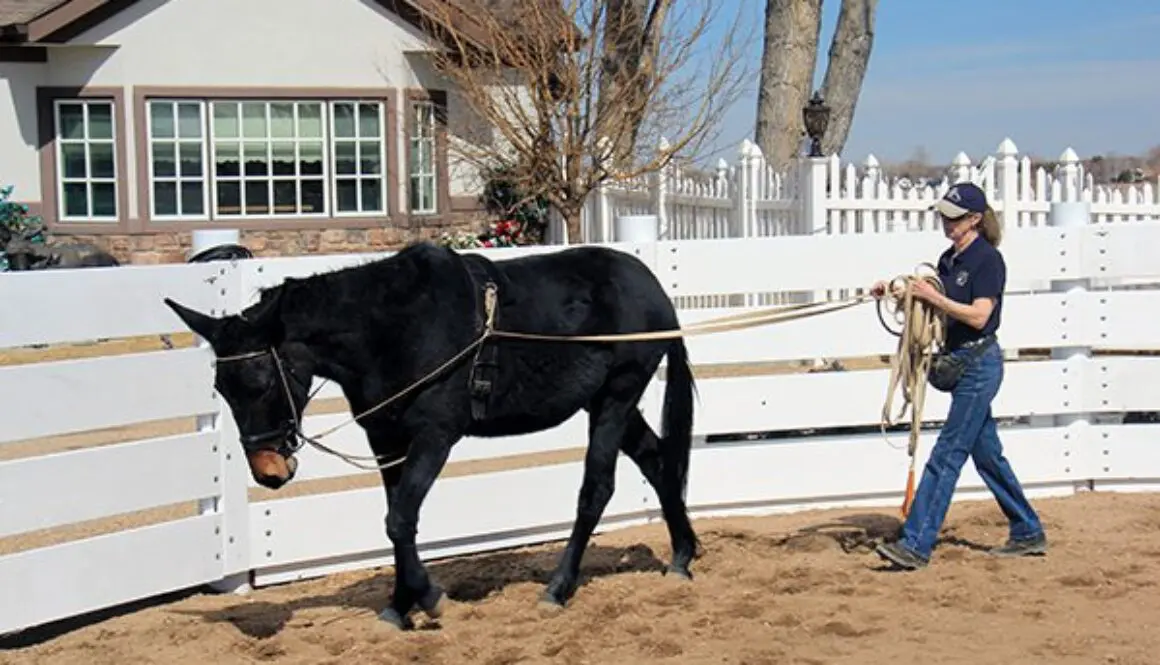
top-left (238, 240), bottom-right (458, 349)
top-left (245, 240), bottom-right (446, 316)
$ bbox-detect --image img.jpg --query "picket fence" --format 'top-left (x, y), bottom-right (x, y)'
top-left (580, 138), bottom-right (1160, 244)
top-left (3, 206), bottom-right (1160, 637)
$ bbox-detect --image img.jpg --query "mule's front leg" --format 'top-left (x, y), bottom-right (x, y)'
top-left (376, 437), bottom-right (453, 629)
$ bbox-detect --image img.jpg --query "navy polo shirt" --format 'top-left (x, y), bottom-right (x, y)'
top-left (937, 235), bottom-right (1005, 350)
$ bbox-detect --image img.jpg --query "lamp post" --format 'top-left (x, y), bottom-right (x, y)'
top-left (802, 91), bottom-right (831, 157)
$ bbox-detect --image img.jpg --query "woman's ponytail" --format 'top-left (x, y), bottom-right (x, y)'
top-left (980, 206), bottom-right (1002, 247)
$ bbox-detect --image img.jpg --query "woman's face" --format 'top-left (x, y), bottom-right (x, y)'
top-left (940, 211), bottom-right (979, 240)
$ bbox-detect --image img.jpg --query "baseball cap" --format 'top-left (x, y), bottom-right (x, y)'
top-left (932, 182), bottom-right (988, 219)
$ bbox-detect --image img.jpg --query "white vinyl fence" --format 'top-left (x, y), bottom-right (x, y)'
top-left (580, 138), bottom-right (1160, 244)
top-left (3, 212), bottom-right (1160, 637)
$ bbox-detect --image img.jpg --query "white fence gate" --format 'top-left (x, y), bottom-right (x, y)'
top-left (3, 211), bottom-right (1160, 636)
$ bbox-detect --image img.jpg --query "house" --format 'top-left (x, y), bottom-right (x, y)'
top-left (0, 0), bottom-right (521, 263)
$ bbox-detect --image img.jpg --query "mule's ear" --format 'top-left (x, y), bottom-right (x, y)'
top-left (164, 298), bottom-right (224, 342)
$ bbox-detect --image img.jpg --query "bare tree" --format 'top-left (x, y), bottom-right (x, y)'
top-left (756, 0), bottom-right (878, 172)
top-left (417, 0), bottom-right (751, 242)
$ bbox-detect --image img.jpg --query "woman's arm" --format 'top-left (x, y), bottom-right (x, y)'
top-left (925, 291), bottom-right (995, 330)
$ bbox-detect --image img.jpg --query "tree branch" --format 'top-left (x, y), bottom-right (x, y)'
top-left (418, 0), bottom-right (754, 242)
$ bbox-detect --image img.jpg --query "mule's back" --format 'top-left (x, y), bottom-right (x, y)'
top-left (459, 246), bottom-right (678, 437)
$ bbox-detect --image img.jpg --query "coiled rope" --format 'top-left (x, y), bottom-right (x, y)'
top-left (876, 263), bottom-right (947, 518)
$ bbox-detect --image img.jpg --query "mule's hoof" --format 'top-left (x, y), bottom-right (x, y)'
top-left (378, 607), bottom-right (414, 630)
top-left (664, 564), bottom-right (693, 581)
top-left (418, 585), bottom-right (447, 619)
top-left (537, 590), bottom-right (566, 613)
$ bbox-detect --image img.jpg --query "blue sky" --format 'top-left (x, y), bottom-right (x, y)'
top-left (693, 0), bottom-right (1160, 167)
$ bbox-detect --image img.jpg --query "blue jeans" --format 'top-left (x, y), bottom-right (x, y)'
top-left (898, 341), bottom-right (1044, 560)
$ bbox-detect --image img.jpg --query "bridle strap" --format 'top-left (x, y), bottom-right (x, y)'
top-left (214, 346), bottom-right (408, 470)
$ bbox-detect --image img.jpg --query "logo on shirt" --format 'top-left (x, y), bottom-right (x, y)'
top-left (955, 270), bottom-right (969, 286)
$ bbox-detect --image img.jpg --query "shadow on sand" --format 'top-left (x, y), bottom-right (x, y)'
top-left (176, 542), bottom-right (666, 639)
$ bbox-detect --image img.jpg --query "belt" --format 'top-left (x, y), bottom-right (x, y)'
top-left (951, 333), bottom-right (997, 352)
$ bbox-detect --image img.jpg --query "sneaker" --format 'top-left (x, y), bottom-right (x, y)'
top-left (989, 533), bottom-right (1048, 557)
top-left (875, 540), bottom-right (929, 570)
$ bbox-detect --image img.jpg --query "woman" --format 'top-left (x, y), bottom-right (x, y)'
top-left (870, 182), bottom-right (1047, 570)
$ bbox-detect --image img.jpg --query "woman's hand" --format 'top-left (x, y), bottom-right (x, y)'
top-left (870, 280), bottom-right (888, 299)
top-left (909, 279), bottom-right (941, 304)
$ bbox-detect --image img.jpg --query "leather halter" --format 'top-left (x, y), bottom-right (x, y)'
top-left (214, 347), bottom-right (314, 458)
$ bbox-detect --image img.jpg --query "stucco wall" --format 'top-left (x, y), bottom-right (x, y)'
top-left (1, 62), bottom-right (47, 202)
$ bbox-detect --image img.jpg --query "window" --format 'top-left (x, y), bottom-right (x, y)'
top-left (409, 100), bottom-right (437, 214)
top-left (141, 97), bottom-right (392, 221)
top-left (54, 99), bottom-right (118, 221)
top-left (209, 101), bottom-right (326, 218)
top-left (331, 101), bottom-right (386, 215)
top-left (147, 100), bottom-right (208, 218)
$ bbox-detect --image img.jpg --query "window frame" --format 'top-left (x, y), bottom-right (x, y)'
top-left (36, 86), bottom-right (130, 232)
top-left (144, 98), bottom-right (211, 222)
top-left (404, 89), bottom-right (449, 217)
top-left (130, 87), bottom-right (407, 232)
top-left (328, 100), bottom-right (389, 218)
top-left (204, 99), bottom-right (333, 221)
top-left (53, 99), bottom-right (119, 222)
top-left (408, 99), bottom-right (438, 215)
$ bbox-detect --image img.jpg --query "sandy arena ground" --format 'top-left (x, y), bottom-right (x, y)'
top-left (3, 490), bottom-right (1160, 665)
top-left (4, 337), bottom-right (1159, 664)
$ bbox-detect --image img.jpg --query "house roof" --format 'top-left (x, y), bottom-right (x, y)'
top-left (0, 0), bottom-right (574, 48)
top-left (0, 0), bottom-right (60, 26)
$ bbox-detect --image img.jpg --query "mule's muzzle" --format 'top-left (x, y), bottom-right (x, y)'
top-left (247, 448), bottom-right (299, 489)
top-left (238, 420), bottom-right (302, 488)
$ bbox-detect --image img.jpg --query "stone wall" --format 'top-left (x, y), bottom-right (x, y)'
top-left (51, 213), bottom-right (486, 265)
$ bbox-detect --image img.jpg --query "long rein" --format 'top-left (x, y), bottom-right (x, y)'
top-left (217, 268), bottom-right (946, 487)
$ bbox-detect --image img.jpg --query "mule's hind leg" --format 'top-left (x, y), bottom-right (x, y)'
top-left (540, 382), bottom-right (637, 608)
top-left (619, 409), bottom-right (699, 579)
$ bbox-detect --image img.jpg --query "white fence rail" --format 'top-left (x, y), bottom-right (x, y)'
top-left (3, 216), bottom-right (1160, 635)
top-left (580, 138), bottom-right (1160, 244)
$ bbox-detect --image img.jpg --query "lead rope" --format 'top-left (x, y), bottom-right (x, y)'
top-left (876, 264), bottom-right (946, 518)
top-left (281, 289), bottom-right (874, 472)
top-left (274, 274), bottom-right (937, 477)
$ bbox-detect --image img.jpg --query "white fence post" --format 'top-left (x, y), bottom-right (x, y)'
top-left (995, 139), bottom-right (1020, 230)
top-left (190, 228), bottom-right (241, 259)
top-left (1049, 197), bottom-right (1095, 492)
top-left (595, 181), bottom-right (612, 243)
top-left (747, 138), bottom-right (765, 234)
top-left (798, 154), bottom-right (829, 302)
top-left (951, 151), bottom-right (972, 183)
top-left (652, 137), bottom-right (670, 240)
top-left (800, 155), bottom-right (828, 235)
top-left (615, 215), bottom-right (660, 243)
top-left (861, 154), bottom-right (880, 233)
top-left (203, 260), bottom-right (253, 593)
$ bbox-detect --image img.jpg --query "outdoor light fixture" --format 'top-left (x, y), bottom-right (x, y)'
top-left (802, 91), bottom-right (830, 157)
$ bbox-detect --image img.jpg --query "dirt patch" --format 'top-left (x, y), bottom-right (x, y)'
top-left (4, 491), bottom-right (1160, 665)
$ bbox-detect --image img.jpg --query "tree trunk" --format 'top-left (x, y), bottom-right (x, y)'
top-left (819, 0), bottom-right (877, 156)
top-left (598, 0), bottom-right (665, 171)
top-left (553, 200), bottom-right (583, 244)
top-left (754, 0), bottom-right (822, 173)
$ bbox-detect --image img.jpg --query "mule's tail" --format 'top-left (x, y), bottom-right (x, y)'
top-left (660, 337), bottom-right (696, 501)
